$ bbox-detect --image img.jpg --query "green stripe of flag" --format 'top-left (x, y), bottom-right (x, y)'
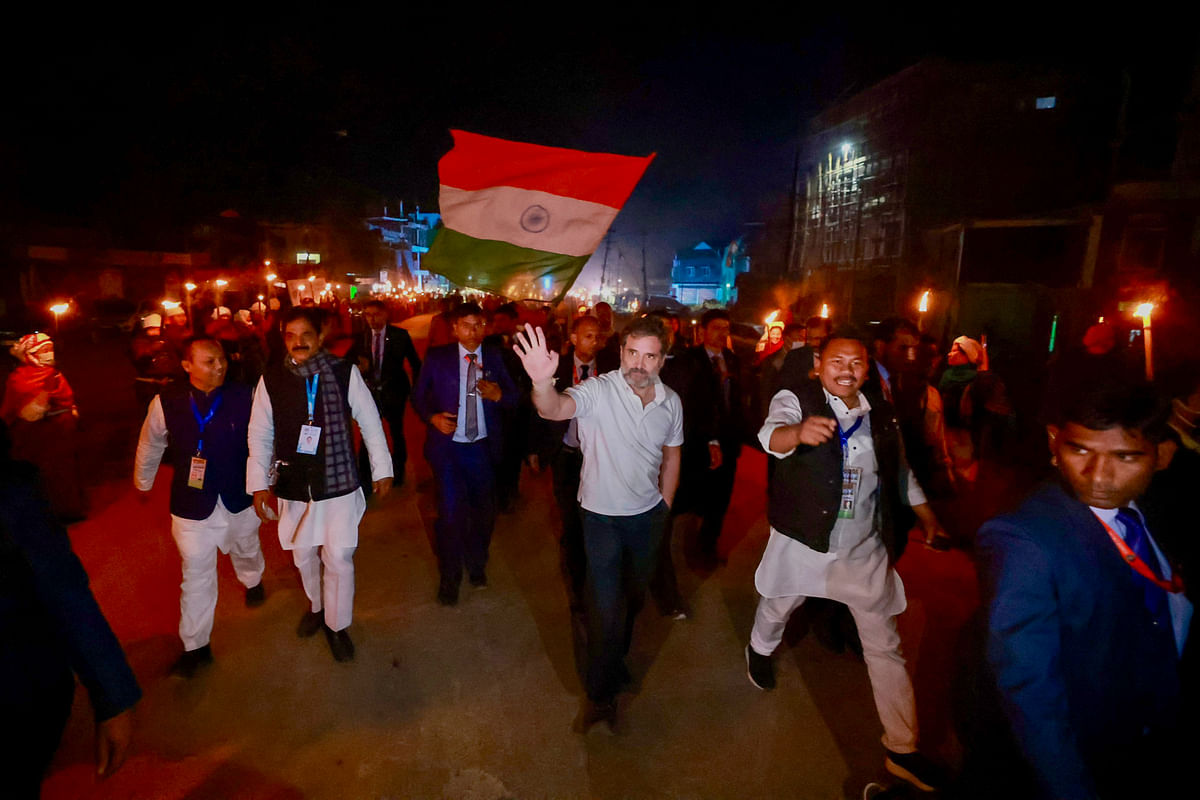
top-left (423, 227), bottom-right (590, 302)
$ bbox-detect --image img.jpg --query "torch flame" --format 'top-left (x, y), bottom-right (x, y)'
top-left (918, 290), bottom-right (930, 313)
top-left (819, 303), bottom-right (830, 319)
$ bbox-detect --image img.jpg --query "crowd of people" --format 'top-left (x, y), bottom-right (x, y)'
top-left (1, 291), bottom-right (1193, 798)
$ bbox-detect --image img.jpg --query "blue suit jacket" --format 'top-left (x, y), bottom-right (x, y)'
top-left (411, 342), bottom-right (517, 463)
top-left (976, 482), bottom-right (1183, 799)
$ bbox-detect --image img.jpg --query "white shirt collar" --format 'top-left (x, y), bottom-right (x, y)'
top-left (821, 386), bottom-right (871, 418)
top-left (457, 342), bottom-right (481, 360)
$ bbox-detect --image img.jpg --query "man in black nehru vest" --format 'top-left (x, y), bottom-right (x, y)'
top-left (746, 326), bottom-right (946, 793)
top-left (248, 308), bottom-right (392, 663)
top-left (135, 335), bottom-right (265, 678)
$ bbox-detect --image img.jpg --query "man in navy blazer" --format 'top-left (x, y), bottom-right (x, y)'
top-left (412, 302), bottom-right (517, 605)
top-left (972, 370), bottom-right (1189, 799)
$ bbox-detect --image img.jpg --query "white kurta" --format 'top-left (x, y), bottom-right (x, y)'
top-left (247, 365), bottom-right (392, 550)
top-left (754, 387), bottom-right (926, 616)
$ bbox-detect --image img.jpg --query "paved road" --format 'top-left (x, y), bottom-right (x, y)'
top-left (39, 320), bottom-right (979, 800)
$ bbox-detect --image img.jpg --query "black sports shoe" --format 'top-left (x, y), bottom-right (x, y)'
top-left (170, 644), bottom-right (213, 678)
top-left (244, 582), bottom-right (266, 608)
top-left (297, 610), bottom-right (324, 638)
top-left (323, 625), bottom-right (355, 662)
top-left (745, 645), bottom-right (775, 690)
top-left (885, 750), bottom-right (946, 792)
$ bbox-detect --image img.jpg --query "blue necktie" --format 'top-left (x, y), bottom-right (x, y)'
top-left (1115, 507), bottom-right (1171, 633)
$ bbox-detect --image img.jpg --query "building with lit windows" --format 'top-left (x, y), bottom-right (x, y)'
top-left (669, 239), bottom-right (749, 306)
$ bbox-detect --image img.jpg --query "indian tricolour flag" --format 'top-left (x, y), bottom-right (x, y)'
top-left (423, 130), bottom-right (654, 301)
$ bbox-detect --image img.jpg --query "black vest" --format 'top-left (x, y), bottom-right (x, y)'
top-left (262, 359), bottom-right (357, 502)
top-left (767, 377), bottom-right (913, 563)
top-left (159, 382), bottom-right (254, 520)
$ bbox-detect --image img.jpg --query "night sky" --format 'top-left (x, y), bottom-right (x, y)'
top-left (4, 16), bottom-right (1195, 292)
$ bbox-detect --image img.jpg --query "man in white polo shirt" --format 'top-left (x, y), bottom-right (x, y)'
top-left (515, 314), bottom-right (683, 733)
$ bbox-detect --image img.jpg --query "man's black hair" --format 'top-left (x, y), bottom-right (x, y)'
top-left (181, 335), bottom-right (223, 361)
top-left (619, 314), bottom-right (671, 353)
top-left (363, 299), bottom-right (388, 313)
top-left (875, 316), bottom-right (919, 344)
top-left (700, 308), bottom-right (731, 328)
top-left (282, 306), bottom-right (324, 333)
top-left (783, 322), bottom-right (805, 337)
top-left (572, 315), bottom-right (600, 333)
top-left (494, 301), bottom-right (519, 319)
top-left (818, 325), bottom-right (873, 357)
top-left (1051, 367), bottom-right (1170, 442)
top-left (452, 302), bottom-right (484, 321)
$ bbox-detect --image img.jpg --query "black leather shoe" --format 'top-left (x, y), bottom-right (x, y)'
top-left (575, 699), bottom-right (617, 734)
top-left (437, 580), bottom-right (459, 606)
top-left (244, 582), bottom-right (266, 608)
top-left (323, 625), bottom-right (355, 662)
top-left (468, 572), bottom-right (488, 589)
top-left (297, 610), bottom-right (324, 638)
top-left (170, 644), bottom-right (213, 678)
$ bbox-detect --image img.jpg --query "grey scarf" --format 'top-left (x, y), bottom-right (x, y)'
top-left (286, 350), bottom-right (358, 496)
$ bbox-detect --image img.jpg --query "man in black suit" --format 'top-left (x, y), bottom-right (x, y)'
top-left (967, 369), bottom-right (1190, 798)
top-left (530, 315), bottom-right (618, 611)
top-left (674, 308), bottom-right (744, 564)
top-left (350, 300), bottom-right (421, 488)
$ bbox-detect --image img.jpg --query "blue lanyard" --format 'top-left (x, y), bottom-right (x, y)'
top-left (305, 375), bottom-right (318, 424)
top-left (189, 389), bottom-right (223, 456)
top-left (837, 414), bottom-right (864, 456)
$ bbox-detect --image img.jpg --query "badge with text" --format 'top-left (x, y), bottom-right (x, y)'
top-left (839, 466), bottom-right (862, 519)
top-left (296, 424), bottom-right (322, 455)
top-left (188, 456), bottom-right (207, 489)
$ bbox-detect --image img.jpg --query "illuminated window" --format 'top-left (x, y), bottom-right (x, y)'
top-left (297, 252), bottom-right (322, 264)
top-left (1035, 96), bottom-right (1057, 110)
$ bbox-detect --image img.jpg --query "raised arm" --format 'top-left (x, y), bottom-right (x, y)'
top-left (513, 323), bottom-right (576, 422)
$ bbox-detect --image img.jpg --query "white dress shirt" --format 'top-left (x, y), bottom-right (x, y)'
top-left (453, 342), bottom-right (488, 442)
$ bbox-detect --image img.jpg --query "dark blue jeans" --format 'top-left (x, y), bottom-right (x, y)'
top-left (582, 500), bottom-right (669, 703)
top-left (429, 440), bottom-right (496, 584)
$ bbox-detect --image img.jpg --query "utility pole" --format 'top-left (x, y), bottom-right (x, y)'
top-left (600, 231), bottom-right (613, 294)
top-left (641, 232), bottom-right (649, 303)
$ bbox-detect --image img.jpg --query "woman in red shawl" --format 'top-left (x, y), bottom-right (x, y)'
top-left (1, 333), bottom-right (85, 520)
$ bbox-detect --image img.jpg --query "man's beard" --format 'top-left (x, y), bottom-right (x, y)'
top-left (622, 368), bottom-right (652, 389)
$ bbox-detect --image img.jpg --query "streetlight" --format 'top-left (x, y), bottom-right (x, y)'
top-left (49, 301), bottom-right (69, 334)
top-left (215, 279), bottom-right (229, 287)
top-left (1136, 302), bottom-right (1155, 380)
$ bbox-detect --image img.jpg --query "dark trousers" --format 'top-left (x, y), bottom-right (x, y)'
top-left (582, 501), bottom-right (669, 703)
top-left (359, 404), bottom-right (406, 493)
top-left (697, 445), bottom-right (739, 552)
top-left (550, 446), bottom-right (586, 608)
top-left (429, 440), bottom-right (496, 584)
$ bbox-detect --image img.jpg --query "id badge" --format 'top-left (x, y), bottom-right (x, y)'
top-left (297, 424), bottom-right (321, 454)
top-left (838, 466), bottom-right (862, 519)
top-left (188, 456), bottom-right (207, 489)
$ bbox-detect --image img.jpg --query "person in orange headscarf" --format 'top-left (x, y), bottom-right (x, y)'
top-left (1, 333), bottom-right (86, 520)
